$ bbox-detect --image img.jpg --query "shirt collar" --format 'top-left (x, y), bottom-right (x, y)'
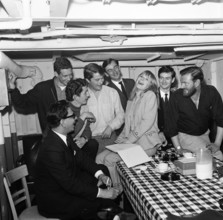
top-left (52, 130), bottom-right (67, 146)
top-left (160, 90), bottom-right (169, 99)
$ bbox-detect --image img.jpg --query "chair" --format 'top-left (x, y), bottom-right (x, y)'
top-left (3, 164), bottom-right (58, 220)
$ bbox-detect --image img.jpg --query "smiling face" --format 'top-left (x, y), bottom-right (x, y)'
top-left (87, 72), bottom-right (104, 91)
top-left (56, 68), bottom-right (73, 86)
top-left (136, 73), bottom-right (151, 91)
top-left (105, 61), bottom-right (122, 81)
top-left (181, 73), bottom-right (197, 97)
top-left (159, 72), bottom-right (175, 91)
top-left (74, 86), bottom-right (90, 105)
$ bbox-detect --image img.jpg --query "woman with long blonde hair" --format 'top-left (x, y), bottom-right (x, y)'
top-left (96, 70), bottom-right (162, 194)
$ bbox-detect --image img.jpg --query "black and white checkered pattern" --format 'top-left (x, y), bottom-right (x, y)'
top-left (117, 159), bottom-right (223, 220)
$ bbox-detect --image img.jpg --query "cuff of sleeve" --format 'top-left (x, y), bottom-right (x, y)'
top-left (95, 170), bottom-right (103, 179)
top-left (128, 132), bottom-right (138, 143)
top-left (97, 188), bottom-right (101, 198)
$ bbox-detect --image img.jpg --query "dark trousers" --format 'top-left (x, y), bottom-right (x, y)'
top-left (82, 139), bottom-right (99, 160)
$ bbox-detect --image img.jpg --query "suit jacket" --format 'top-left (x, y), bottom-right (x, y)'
top-left (35, 130), bottom-right (102, 219)
top-left (158, 90), bottom-right (172, 137)
top-left (10, 78), bottom-right (58, 132)
top-left (107, 78), bottom-right (135, 111)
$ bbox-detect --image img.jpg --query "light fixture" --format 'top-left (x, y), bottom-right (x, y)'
top-left (175, 46), bottom-right (223, 52)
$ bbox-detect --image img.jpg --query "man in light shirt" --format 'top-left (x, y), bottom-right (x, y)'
top-left (84, 63), bottom-right (125, 154)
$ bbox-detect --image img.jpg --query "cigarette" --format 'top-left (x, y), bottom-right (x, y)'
top-left (106, 178), bottom-right (110, 188)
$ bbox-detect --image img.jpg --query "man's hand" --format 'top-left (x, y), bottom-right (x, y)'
top-left (98, 174), bottom-right (112, 188)
top-left (80, 112), bottom-right (96, 123)
top-left (98, 188), bottom-right (119, 199)
top-left (206, 143), bottom-right (220, 154)
top-left (101, 126), bottom-right (113, 139)
top-left (8, 72), bottom-right (17, 90)
top-left (74, 137), bottom-right (87, 148)
top-left (158, 132), bottom-right (167, 146)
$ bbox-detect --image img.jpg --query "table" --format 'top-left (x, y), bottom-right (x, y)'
top-left (116, 159), bottom-right (223, 220)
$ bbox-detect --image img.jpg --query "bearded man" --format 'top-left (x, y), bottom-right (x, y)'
top-left (167, 66), bottom-right (223, 160)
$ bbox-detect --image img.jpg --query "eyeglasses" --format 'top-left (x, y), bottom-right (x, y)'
top-left (63, 113), bottom-right (76, 119)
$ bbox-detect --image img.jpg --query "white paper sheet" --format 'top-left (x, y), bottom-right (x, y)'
top-left (106, 144), bottom-right (151, 168)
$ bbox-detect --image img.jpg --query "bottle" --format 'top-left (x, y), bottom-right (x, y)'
top-left (196, 148), bottom-right (213, 179)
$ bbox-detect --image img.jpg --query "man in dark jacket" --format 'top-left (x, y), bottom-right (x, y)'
top-left (102, 58), bottom-right (135, 111)
top-left (157, 66), bottom-right (176, 147)
top-left (102, 58), bottom-right (135, 135)
top-left (35, 100), bottom-right (121, 220)
top-left (9, 57), bottom-right (73, 134)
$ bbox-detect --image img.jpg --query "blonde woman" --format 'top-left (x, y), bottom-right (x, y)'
top-left (96, 70), bottom-right (162, 193)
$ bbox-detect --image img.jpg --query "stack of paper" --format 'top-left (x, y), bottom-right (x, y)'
top-left (106, 144), bottom-right (151, 168)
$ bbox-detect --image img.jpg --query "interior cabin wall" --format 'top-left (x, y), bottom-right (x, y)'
top-left (210, 60), bottom-right (223, 100)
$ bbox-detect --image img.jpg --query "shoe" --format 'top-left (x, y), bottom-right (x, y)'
top-left (101, 206), bottom-right (122, 220)
top-left (115, 211), bottom-right (137, 220)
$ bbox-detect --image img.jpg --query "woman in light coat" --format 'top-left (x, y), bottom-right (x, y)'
top-left (96, 70), bottom-right (162, 193)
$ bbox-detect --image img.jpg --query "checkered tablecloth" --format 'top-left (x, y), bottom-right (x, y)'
top-left (116, 159), bottom-right (223, 220)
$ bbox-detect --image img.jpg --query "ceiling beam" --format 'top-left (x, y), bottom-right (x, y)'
top-left (50, 0), bottom-right (70, 29)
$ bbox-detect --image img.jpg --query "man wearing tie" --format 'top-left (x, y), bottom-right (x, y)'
top-left (102, 58), bottom-right (135, 111)
top-left (102, 58), bottom-right (135, 135)
top-left (35, 100), bottom-right (123, 220)
top-left (158, 66), bottom-right (176, 147)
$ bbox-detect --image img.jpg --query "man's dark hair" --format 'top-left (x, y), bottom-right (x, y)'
top-left (84, 63), bottom-right (104, 80)
top-left (158, 66), bottom-right (176, 79)
top-left (54, 57), bottom-right (72, 75)
top-left (180, 66), bottom-right (204, 82)
top-left (102, 58), bottom-right (119, 70)
top-left (47, 100), bottom-right (70, 128)
top-left (65, 78), bottom-right (87, 101)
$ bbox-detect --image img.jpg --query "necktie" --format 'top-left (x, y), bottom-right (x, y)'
top-left (119, 81), bottom-right (128, 99)
top-left (164, 93), bottom-right (168, 104)
top-left (66, 136), bottom-right (73, 151)
top-left (67, 135), bottom-right (76, 155)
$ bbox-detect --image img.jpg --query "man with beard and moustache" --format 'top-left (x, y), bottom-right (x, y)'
top-left (167, 66), bottom-right (223, 160)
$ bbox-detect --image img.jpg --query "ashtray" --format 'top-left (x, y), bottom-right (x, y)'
top-left (161, 172), bottom-right (180, 181)
top-left (155, 166), bottom-right (171, 174)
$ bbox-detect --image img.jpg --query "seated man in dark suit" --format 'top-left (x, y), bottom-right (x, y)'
top-left (35, 100), bottom-right (122, 220)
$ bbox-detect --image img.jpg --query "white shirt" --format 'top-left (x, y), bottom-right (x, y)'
top-left (87, 85), bottom-right (124, 136)
top-left (111, 79), bottom-right (123, 91)
top-left (160, 90), bottom-right (170, 100)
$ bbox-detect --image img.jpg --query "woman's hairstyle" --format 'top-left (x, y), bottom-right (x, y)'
top-left (129, 70), bottom-right (158, 101)
top-left (84, 63), bottom-right (104, 80)
top-left (65, 78), bottom-right (87, 101)
top-left (46, 100), bottom-right (70, 128)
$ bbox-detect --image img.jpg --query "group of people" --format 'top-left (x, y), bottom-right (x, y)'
top-left (8, 57), bottom-right (223, 220)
